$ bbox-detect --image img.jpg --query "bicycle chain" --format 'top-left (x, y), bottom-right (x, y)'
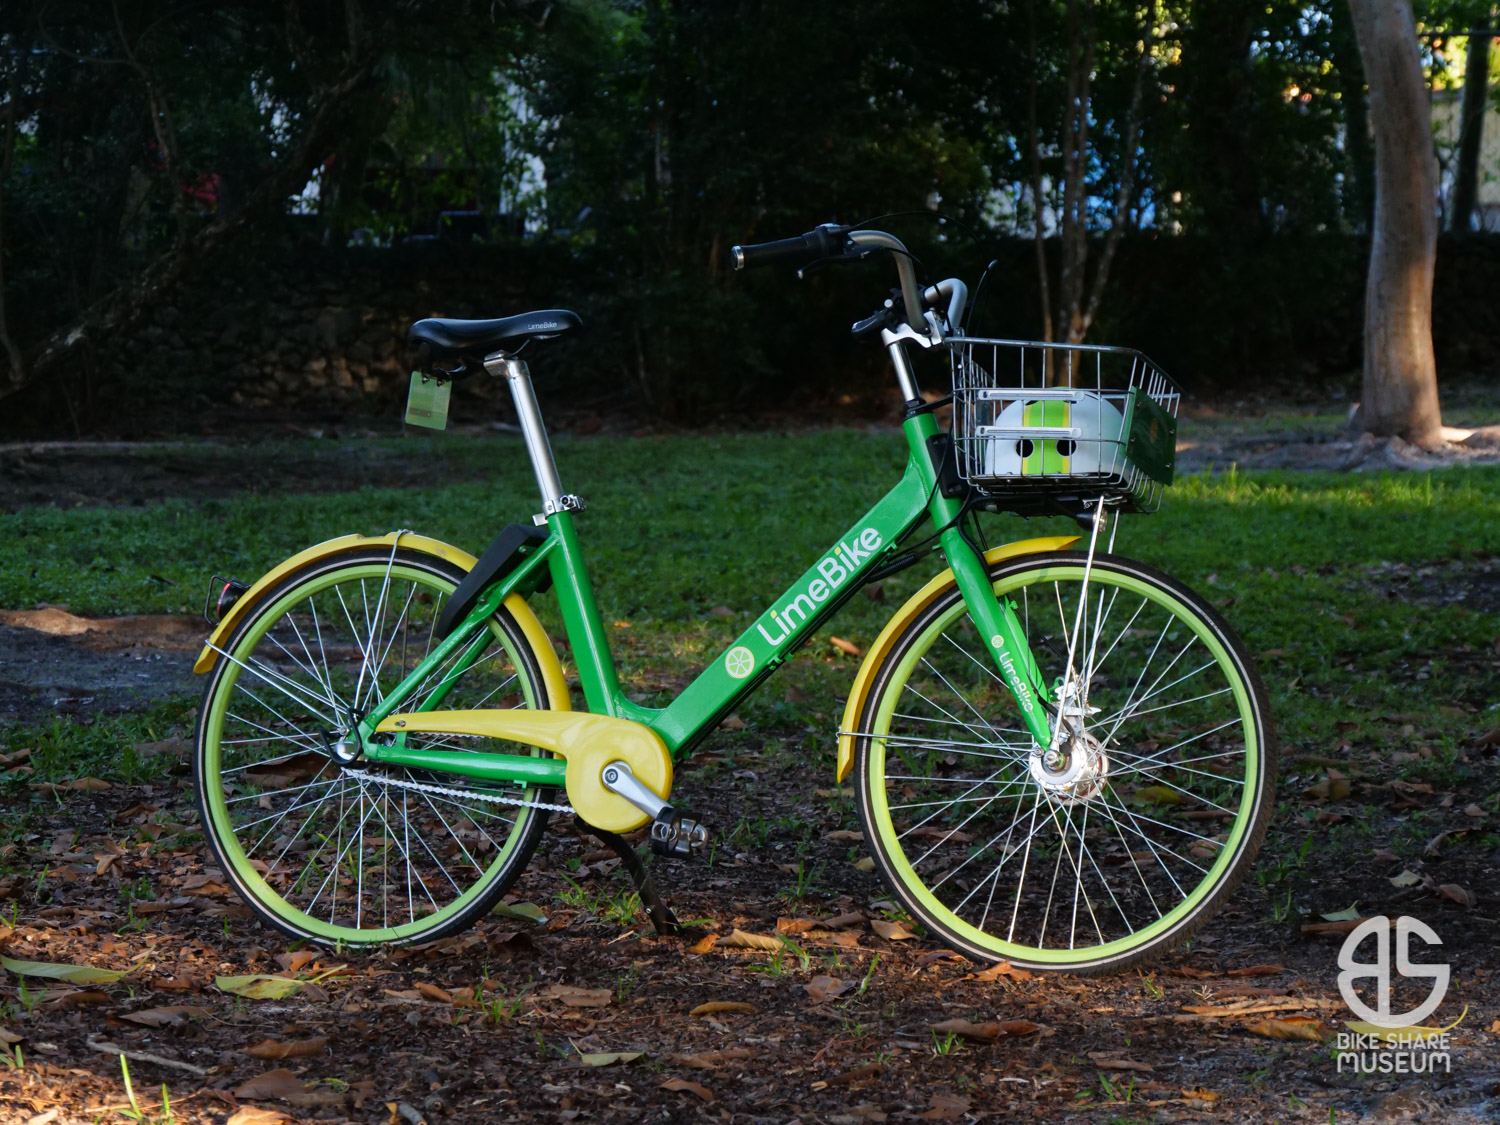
top-left (347, 768), bottom-right (573, 814)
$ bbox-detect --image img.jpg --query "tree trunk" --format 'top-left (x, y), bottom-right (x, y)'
top-left (1331, 0), bottom-right (1376, 231)
top-left (1048, 0), bottom-right (1153, 355)
top-left (1449, 10), bottom-right (1495, 234)
top-left (1347, 0), bottom-right (1444, 449)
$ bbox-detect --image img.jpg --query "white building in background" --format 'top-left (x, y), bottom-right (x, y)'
top-left (1432, 87), bottom-right (1500, 233)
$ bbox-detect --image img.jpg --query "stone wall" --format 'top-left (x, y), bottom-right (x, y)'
top-left (75, 232), bottom-right (1500, 431)
top-left (108, 243), bottom-right (560, 417)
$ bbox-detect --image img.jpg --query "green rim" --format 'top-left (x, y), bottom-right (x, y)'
top-left (200, 560), bottom-right (543, 944)
top-left (863, 563), bottom-right (1262, 966)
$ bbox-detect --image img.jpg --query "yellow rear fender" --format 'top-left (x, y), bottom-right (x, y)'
top-left (193, 533), bottom-right (569, 718)
top-left (375, 709), bottom-right (671, 834)
top-left (835, 535), bottom-right (1080, 782)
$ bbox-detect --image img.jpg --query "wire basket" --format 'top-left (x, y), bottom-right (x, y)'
top-left (947, 337), bottom-right (1181, 514)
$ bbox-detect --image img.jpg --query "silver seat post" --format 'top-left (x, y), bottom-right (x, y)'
top-left (486, 354), bottom-right (574, 516)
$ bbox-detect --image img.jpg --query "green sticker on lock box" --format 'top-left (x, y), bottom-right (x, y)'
top-left (405, 371), bottom-right (451, 430)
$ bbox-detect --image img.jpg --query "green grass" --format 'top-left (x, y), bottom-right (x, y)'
top-left (1, 431), bottom-right (1498, 795)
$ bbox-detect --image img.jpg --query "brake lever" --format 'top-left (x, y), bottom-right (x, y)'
top-left (851, 304), bottom-right (902, 339)
top-left (796, 247), bottom-right (872, 279)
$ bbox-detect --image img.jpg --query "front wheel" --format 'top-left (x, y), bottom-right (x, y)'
top-left (194, 546), bottom-right (558, 948)
top-left (852, 551), bottom-right (1275, 974)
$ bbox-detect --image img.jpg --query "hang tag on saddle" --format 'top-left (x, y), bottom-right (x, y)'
top-left (405, 371), bottom-right (450, 430)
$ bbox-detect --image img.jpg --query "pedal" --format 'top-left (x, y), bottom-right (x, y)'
top-left (649, 808), bottom-right (708, 857)
top-left (599, 759), bottom-right (709, 857)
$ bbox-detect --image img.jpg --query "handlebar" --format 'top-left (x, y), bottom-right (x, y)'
top-left (730, 224), bottom-right (849, 271)
top-left (731, 224), bottom-right (929, 331)
top-left (730, 224), bottom-right (967, 340)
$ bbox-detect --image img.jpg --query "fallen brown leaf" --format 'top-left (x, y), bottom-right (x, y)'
top-left (829, 636), bottom-right (863, 656)
top-left (1244, 1016), bottom-right (1328, 1042)
top-left (803, 976), bottom-right (853, 1003)
top-left (999, 1019), bottom-right (1041, 1035)
top-left (915, 949), bottom-right (963, 967)
top-left (242, 1037), bottom-right (328, 1061)
top-left (970, 960), bottom-right (1033, 982)
top-left (1438, 884), bottom-right (1477, 908)
top-left (660, 1077), bottom-right (714, 1102)
top-left (1181, 1087), bottom-right (1220, 1103)
top-left (869, 919), bottom-right (917, 941)
top-left (717, 929), bottom-right (783, 951)
top-left (688, 933), bottom-right (719, 954)
top-left (822, 911), bottom-right (867, 929)
top-left (1226, 964), bottom-right (1284, 977)
top-left (542, 984), bottom-right (611, 1008)
top-left (414, 981), bottom-right (454, 1003)
top-left (274, 951), bottom-right (316, 973)
top-left (920, 1093), bottom-right (970, 1120)
top-left (668, 1047), bottom-right (756, 1069)
top-left (930, 1018), bottom-right (998, 1041)
top-left (234, 1068), bottom-right (311, 1101)
top-left (1300, 918), bottom-right (1368, 937)
top-left (42, 989), bottom-right (110, 1010)
top-left (117, 1005), bottom-right (211, 1028)
top-left (1087, 1053), bottom-right (1153, 1072)
top-left (226, 1109), bottom-right (290, 1125)
top-left (29, 777), bottom-right (111, 793)
top-left (690, 1001), bottom-right (755, 1016)
top-left (824, 1062), bottom-right (882, 1086)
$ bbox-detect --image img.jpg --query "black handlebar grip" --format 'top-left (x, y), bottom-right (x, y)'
top-left (730, 224), bottom-right (849, 270)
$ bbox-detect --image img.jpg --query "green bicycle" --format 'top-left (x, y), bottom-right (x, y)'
top-left (192, 224), bottom-right (1275, 974)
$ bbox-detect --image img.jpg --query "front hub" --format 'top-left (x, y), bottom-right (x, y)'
top-left (1029, 728), bottom-right (1109, 803)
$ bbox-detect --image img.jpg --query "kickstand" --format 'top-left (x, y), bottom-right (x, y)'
top-left (573, 815), bottom-right (681, 937)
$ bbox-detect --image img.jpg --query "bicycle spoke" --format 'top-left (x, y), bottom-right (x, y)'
top-left (860, 559), bottom-right (1265, 964)
top-left (201, 556), bottom-right (547, 945)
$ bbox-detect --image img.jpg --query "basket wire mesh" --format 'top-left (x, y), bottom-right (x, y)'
top-left (947, 337), bottom-right (1181, 513)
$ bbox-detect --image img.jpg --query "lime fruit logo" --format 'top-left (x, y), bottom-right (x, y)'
top-left (724, 646), bottom-right (755, 680)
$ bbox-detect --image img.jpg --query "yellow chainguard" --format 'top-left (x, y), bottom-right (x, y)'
top-left (376, 709), bottom-right (671, 832)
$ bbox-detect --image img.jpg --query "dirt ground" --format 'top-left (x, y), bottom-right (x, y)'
top-left (0, 709), bottom-right (1495, 1125)
top-left (0, 423), bottom-right (1498, 1125)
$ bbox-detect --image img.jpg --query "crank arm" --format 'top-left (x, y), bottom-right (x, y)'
top-left (601, 760), bottom-right (708, 857)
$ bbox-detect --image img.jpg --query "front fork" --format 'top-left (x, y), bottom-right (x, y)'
top-left (938, 525), bottom-right (1055, 747)
top-left (904, 409), bottom-right (1055, 748)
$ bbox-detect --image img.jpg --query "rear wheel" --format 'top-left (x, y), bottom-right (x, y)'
top-left (853, 552), bottom-right (1275, 974)
top-left (194, 547), bottom-right (557, 948)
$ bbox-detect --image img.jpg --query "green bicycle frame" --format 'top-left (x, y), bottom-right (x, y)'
top-left (357, 409), bottom-right (1055, 784)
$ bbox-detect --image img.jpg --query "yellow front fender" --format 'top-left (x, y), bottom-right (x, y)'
top-left (835, 535), bottom-right (1080, 783)
top-left (193, 533), bottom-right (569, 717)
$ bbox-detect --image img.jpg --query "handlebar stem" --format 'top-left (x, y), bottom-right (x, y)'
top-left (924, 279), bottom-right (969, 334)
top-left (848, 230), bottom-right (925, 330)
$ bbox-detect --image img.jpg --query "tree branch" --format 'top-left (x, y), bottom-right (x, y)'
top-left (1080, 0), bottom-right (1156, 338)
top-left (7, 9), bottom-right (386, 399)
top-left (112, 0), bottom-right (192, 247)
top-left (0, 76), bottom-right (24, 387)
top-left (1026, 0), bottom-right (1053, 342)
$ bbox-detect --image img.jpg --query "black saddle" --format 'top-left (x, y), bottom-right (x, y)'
top-left (408, 309), bottom-right (580, 371)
